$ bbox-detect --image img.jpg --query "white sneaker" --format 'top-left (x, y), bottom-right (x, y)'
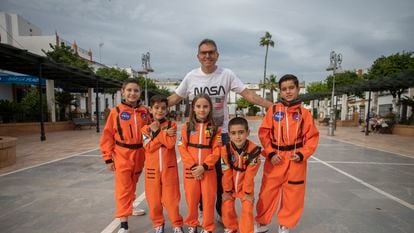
top-left (224, 229), bottom-right (237, 233)
top-left (197, 211), bottom-right (203, 226)
top-left (173, 227), bottom-right (184, 233)
top-left (187, 226), bottom-right (197, 233)
top-left (200, 229), bottom-right (211, 233)
top-left (154, 225), bottom-right (164, 233)
top-left (278, 225), bottom-right (290, 233)
top-left (117, 228), bottom-right (129, 233)
top-left (132, 207), bottom-right (145, 216)
top-left (254, 222), bottom-right (269, 233)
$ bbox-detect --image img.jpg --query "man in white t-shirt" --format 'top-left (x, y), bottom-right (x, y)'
top-left (168, 38), bottom-right (272, 220)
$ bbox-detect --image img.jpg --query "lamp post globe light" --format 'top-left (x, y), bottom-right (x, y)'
top-left (139, 52), bottom-right (154, 106)
top-left (326, 51), bottom-right (342, 136)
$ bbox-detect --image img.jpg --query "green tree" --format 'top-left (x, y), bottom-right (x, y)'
top-left (96, 67), bottom-right (129, 81)
top-left (306, 81), bottom-right (328, 94)
top-left (96, 67), bottom-right (130, 105)
top-left (368, 51), bottom-right (414, 118)
top-left (55, 91), bottom-right (75, 120)
top-left (326, 71), bottom-right (364, 97)
top-left (20, 89), bottom-right (48, 122)
top-left (260, 31), bottom-right (275, 101)
top-left (236, 98), bottom-right (251, 109)
top-left (43, 42), bottom-right (92, 72)
top-left (368, 51), bottom-right (414, 79)
top-left (259, 74), bottom-right (278, 102)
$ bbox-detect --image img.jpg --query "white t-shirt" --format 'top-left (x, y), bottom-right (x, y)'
top-left (175, 67), bottom-right (246, 133)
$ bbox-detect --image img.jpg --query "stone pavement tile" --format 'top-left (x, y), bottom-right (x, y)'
top-left (0, 128), bottom-right (101, 175)
top-left (317, 125), bottom-right (414, 158)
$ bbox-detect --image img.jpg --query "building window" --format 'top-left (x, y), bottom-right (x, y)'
top-left (379, 104), bottom-right (392, 117)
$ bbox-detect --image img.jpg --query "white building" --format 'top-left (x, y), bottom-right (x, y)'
top-left (0, 12), bottom-right (119, 122)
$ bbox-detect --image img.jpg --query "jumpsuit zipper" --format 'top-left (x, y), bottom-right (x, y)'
top-left (159, 147), bottom-right (163, 172)
top-left (285, 107), bottom-right (290, 144)
top-left (235, 151), bottom-right (242, 192)
top-left (133, 111), bottom-right (138, 140)
top-left (198, 123), bottom-right (203, 165)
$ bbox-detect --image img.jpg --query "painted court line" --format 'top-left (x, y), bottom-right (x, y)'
top-left (0, 148), bottom-right (99, 177)
top-left (321, 135), bottom-right (414, 159)
top-left (312, 156), bottom-right (414, 210)
top-left (101, 157), bottom-right (182, 233)
top-left (76, 154), bottom-right (102, 157)
top-left (308, 161), bottom-right (414, 166)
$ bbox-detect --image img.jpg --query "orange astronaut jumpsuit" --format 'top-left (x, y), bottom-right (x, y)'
top-left (141, 119), bottom-right (183, 228)
top-left (255, 101), bottom-right (319, 229)
top-left (221, 139), bottom-right (261, 233)
top-left (100, 102), bottom-right (150, 218)
top-left (178, 122), bottom-right (221, 232)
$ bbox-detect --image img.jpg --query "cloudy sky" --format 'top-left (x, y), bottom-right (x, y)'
top-left (1, 0), bottom-right (413, 84)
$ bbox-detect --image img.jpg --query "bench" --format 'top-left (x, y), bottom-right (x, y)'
top-left (72, 118), bottom-right (96, 130)
top-left (378, 120), bottom-right (395, 134)
top-left (319, 118), bottom-right (330, 126)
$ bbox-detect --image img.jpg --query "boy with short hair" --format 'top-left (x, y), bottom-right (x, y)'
top-left (221, 117), bottom-right (262, 233)
top-left (255, 74), bottom-right (320, 233)
top-left (101, 79), bottom-right (151, 233)
top-left (141, 95), bottom-right (184, 233)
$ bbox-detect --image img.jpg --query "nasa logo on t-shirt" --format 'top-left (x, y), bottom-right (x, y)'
top-left (120, 112), bottom-right (131, 120)
top-left (141, 113), bottom-right (147, 120)
top-left (293, 112), bottom-right (301, 121)
top-left (273, 111), bottom-right (285, 122)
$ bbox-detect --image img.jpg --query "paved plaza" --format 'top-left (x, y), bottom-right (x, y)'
top-left (0, 121), bottom-right (413, 233)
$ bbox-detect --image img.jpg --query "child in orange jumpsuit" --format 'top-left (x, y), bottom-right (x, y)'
top-left (100, 79), bottom-right (151, 233)
top-left (141, 95), bottom-right (184, 233)
top-left (255, 74), bottom-right (319, 233)
top-left (178, 93), bottom-right (222, 233)
top-left (221, 117), bottom-right (262, 233)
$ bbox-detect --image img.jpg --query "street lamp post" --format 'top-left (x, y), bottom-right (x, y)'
top-left (326, 51), bottom-right (342, 136)
top-left (99, 43), bottom-right (104, 63)
top-left (140, 52), bottom-right (154, 106)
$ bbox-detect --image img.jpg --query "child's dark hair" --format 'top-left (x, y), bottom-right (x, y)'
top-left (228, 117), bottom-right (249, 131)
top-left (278, 74), bottom-right (299, 88)
top-left (188, 93), bottom-right (215, 131)
top-left (150, 95), bottom-right (168, 107)
top-left (122, 79), bottom-right (141, 90)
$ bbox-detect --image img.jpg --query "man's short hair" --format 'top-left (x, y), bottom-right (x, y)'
top-left (198, 39), bottom-right (218, 51)
top-left (150, 95), bottom-right (168, 107)
top-left (228, 117), bottom-right (249, 131)
top-left (279, 74), bottom-right (299, 88)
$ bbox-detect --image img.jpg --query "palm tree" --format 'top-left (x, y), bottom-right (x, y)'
top-left (260, 74), bottom-right (278, 103)
top-left (260, 31), bottom-right (275, 102)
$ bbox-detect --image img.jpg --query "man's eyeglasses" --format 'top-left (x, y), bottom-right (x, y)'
top-left (198, 50), bottom-right (217, 56)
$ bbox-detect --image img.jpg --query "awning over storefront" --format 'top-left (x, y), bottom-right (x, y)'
top-left (0, 43), bottom-right (123, 140)
top-left (0, 43), bottom-right (122, 89)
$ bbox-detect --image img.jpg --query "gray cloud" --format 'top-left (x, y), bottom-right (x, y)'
top-left (1, 0), bottom-right (413, 85)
